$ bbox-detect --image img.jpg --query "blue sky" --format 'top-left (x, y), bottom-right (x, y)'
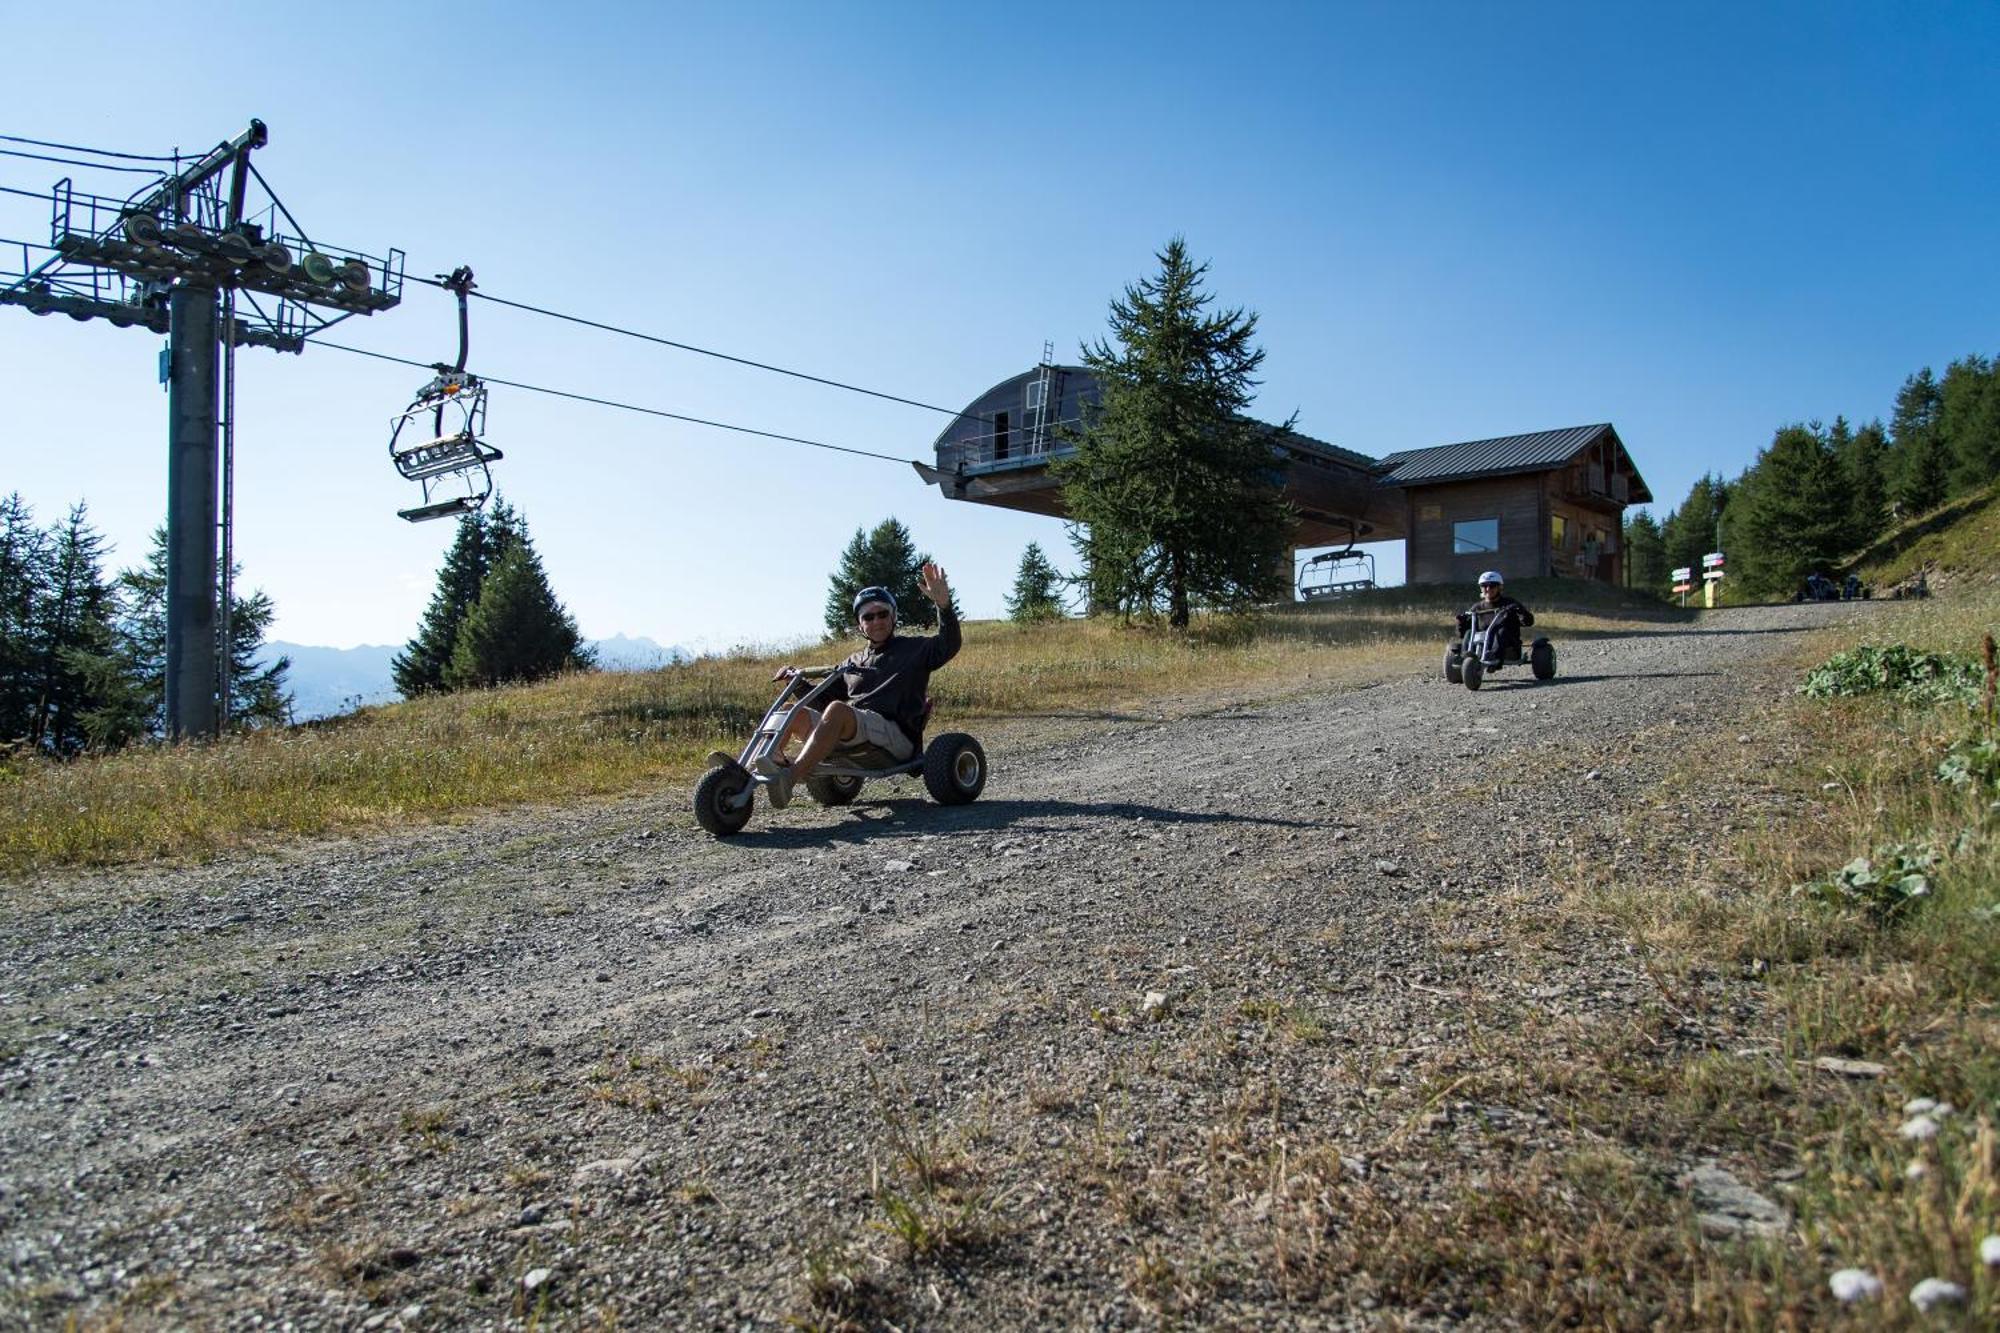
top-left (3, 1), bottom-right (1995, 650)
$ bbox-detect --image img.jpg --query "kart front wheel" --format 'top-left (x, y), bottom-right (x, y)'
top-left (1442, 647), bottom-right (1463, 684)
top-left (923, 733), bottom-right (987, 805)
top-left (1530, 640), bottom-right (1557, 680)
top-left (806, 773), bottom-right (863, 807)
top-left (1462, 658), bottom-right (1485, 691)
top-left (693, 763), bottom-right (754, 836)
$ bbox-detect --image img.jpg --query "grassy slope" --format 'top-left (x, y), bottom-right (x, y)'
top-left (1848, 484), bottom-right (2000, 591)
top-left (0, 597), bottom-right (1669, 873)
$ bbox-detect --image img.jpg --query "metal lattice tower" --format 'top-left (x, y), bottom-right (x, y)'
top-left (1, 120), bottom-right (405, 738)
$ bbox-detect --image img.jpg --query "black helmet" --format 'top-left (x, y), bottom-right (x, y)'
top-left (852, 586), bottom-right (897, 618)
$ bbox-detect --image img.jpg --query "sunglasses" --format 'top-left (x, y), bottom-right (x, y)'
top-left (860, 609), bottom-right (892, 623)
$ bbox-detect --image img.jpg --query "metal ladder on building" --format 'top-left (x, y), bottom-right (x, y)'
top-left (1028, 340), bottom-right (1067, 455)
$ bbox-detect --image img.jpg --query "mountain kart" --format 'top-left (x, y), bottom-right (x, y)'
top-left (692, 667), bottom-right (986, 836)
top-left (1444, 605), bottom-right (1555, 690)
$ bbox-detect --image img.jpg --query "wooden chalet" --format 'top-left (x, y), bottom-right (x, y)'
top-left (1381, 423), bottom-right (1652, 585)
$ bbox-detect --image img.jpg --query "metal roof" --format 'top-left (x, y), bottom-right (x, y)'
top-left (1381, 423), bottom-right (1621, 486)
top-left (1262, 421), bottom-right (1382, 473)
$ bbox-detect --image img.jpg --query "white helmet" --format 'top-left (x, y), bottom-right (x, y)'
top-left (1478, 570), bottom-right (1504, 587)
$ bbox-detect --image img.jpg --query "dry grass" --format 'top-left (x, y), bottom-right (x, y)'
top-left (0, 593), bottom-right (1669, 875)
top-left (1504, 589), bottom-right (2000, 1326)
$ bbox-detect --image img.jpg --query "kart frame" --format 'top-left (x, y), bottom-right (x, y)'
top-left (1446, 604), bottom-right (1555, 689)
top-left (735, 667), bottom-right (924, 786)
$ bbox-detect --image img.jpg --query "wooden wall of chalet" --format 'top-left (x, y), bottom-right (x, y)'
top-left (1545, 476), bottom-right (1625, 583)
top-left (1404, 475), bottom-right (1546, 584)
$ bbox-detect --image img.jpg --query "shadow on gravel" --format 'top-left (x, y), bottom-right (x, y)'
top-left (733, 797), bottom-right (1355, 848)
top-left (1542, 671), bottom-right (1723, 685)
top-left (1680, 625), bottom-right (1822, 637)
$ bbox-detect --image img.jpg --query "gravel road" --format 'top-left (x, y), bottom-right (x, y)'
top-left (0, 601), bottom-right (1872, 1330)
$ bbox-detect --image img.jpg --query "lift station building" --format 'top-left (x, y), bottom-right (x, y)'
top-left (912, 364), bottom-right (1653, 588)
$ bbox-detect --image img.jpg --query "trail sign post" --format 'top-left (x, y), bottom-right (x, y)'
top-left (1701, 552), bottom-right (1725, 608)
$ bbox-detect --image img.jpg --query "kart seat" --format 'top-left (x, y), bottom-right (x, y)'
top-left (839, 696), bottom-right (932, 769)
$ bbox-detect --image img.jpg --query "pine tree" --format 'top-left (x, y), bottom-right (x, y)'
top-left (1005, 542), bottom-right (1066, 622)
top-left (1843, 419), bottom-right (1891, 542)
top-left (1620, 511), bottom-right (1668, 593)
top-left (1939, 354), bottom-right (2000, 497)
top-left (0, 493), bottom-right (48, 745)
top-left (1730, 425), bottom-right (1849, 597)
top-left (443, 540), bottom-right (592, 689)
top-left (1660, 475), bottom-right (1729, 576)
top-left (821, 517), bottom-right (942, 636)
top-left (113, 527), bottom-right (292, 737)
top-left (394, 511), bottom-right (493, 696)
top-left (1055, 237), bottom-right (1296, 628)
top-left (1890, 368), bottom-right (1949, 515)
top-left (31, 503), bottom-right (123, 754)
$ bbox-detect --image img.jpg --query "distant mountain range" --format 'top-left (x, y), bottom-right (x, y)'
top-left (263, 634), bottom-right (688, 721)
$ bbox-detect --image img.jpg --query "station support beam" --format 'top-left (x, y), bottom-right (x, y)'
top-left (166, 285), bottom-right (219, 739)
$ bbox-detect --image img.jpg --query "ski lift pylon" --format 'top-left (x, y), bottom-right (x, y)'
top-left (389, 265), bottom-right (502, 522)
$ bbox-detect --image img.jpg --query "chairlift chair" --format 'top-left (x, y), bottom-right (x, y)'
top-left (1296, 548), bottom-right (1376, 601)
top-left (388, 266), bottom-right (501, 522)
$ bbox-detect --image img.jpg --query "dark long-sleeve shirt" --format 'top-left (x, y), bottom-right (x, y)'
top-left (825, 606), bottom-right (961, 745)
top-left (1463, 595), bottom-right (1534, 627)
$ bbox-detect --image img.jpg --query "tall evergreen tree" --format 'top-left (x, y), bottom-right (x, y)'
top-left (1621, 510), bottom-right (1668, 592)
top-left (1054, 237), bottom-right (1296, 628)
top-left (1005, 542), bottom-right (1066, 622)
top-left (821, 517), bottom-right (942, 636)
top-left (1842, 419), bottom-right (1892, 543)
top-left (443, 540), bottom-right (592, 689)
top-left (1660, 474), bottom-right (1729, 576)
top-left (114, 527), bottom-right (292, 737)
top-left (0, 493), bottom-right (48, 745)
top-left (1729, 425), bottom-right (1849, 597)
top-left (31, 503), bottom-right (123, 754)
top-left (1890, 368), bottom-right (1949, 515)
top-left (394, 510), bottom-right (495, 696)
top-left (1939, 354), bottom-right (2000, 497)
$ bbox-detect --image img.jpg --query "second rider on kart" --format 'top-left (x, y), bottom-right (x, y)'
top-left (756, 562), bottom-right (960, 808)
top-left (1460, 570), bottom-right (1534, 660)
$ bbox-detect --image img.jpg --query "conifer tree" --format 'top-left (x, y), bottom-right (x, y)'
top-left (31, 503), bottom-right (123, 754)
top-left (1004, 542), bottom-right (1066, 622)
top-left (1843, 419), bottom-right (1891, 542)
top-left (1620, 511), bottom-right (1668, 592)
top-left (0, 493), bottom-right (48, 744)
top-left (822, 517), bottom-right (943, 635)
top-left (443, 540), bottom-right (592, 689)
top-left (394, 511), bottom-right (491, 696)
top-left (1660, 474), bottom-right (1729, 576)
top-left (1939, 354), bottom-right (2000, 497)
top-left (114, 527), bottom-right (292, 737)
top-left (1730, 425), bottom-right (1849, 597)
top-left (1055, 237), bottom-right (1295, 628)
top-left (1890, 368), bottom-right (1949, 515)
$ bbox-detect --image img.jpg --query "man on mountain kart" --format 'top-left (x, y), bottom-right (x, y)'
top-left (1458, 570), bottom-right (1535, 663)
top-left (755, 563), bottom-right (960, 808)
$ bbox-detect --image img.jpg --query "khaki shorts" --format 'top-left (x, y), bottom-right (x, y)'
top-left (801, 704), bottom-right (914, 761)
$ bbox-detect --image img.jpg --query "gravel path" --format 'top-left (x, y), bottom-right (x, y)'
top-left (0, 601), bottom-right (1873, 1330)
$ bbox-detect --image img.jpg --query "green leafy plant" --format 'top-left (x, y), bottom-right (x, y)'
top-left (1937, 734), bottom-right (2000, 791)
top-left (1799, 643), bottom-right (1982, 707)
top-left (1796, 841), bottom-right (1939, 921)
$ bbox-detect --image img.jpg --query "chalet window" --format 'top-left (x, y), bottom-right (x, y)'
top-left (1453, 518), bottom-right (1500, 555)
top-left (994, 410), bottom-right (1011, 461)
top-left (1550, 514), bottom-right (1569, 550)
